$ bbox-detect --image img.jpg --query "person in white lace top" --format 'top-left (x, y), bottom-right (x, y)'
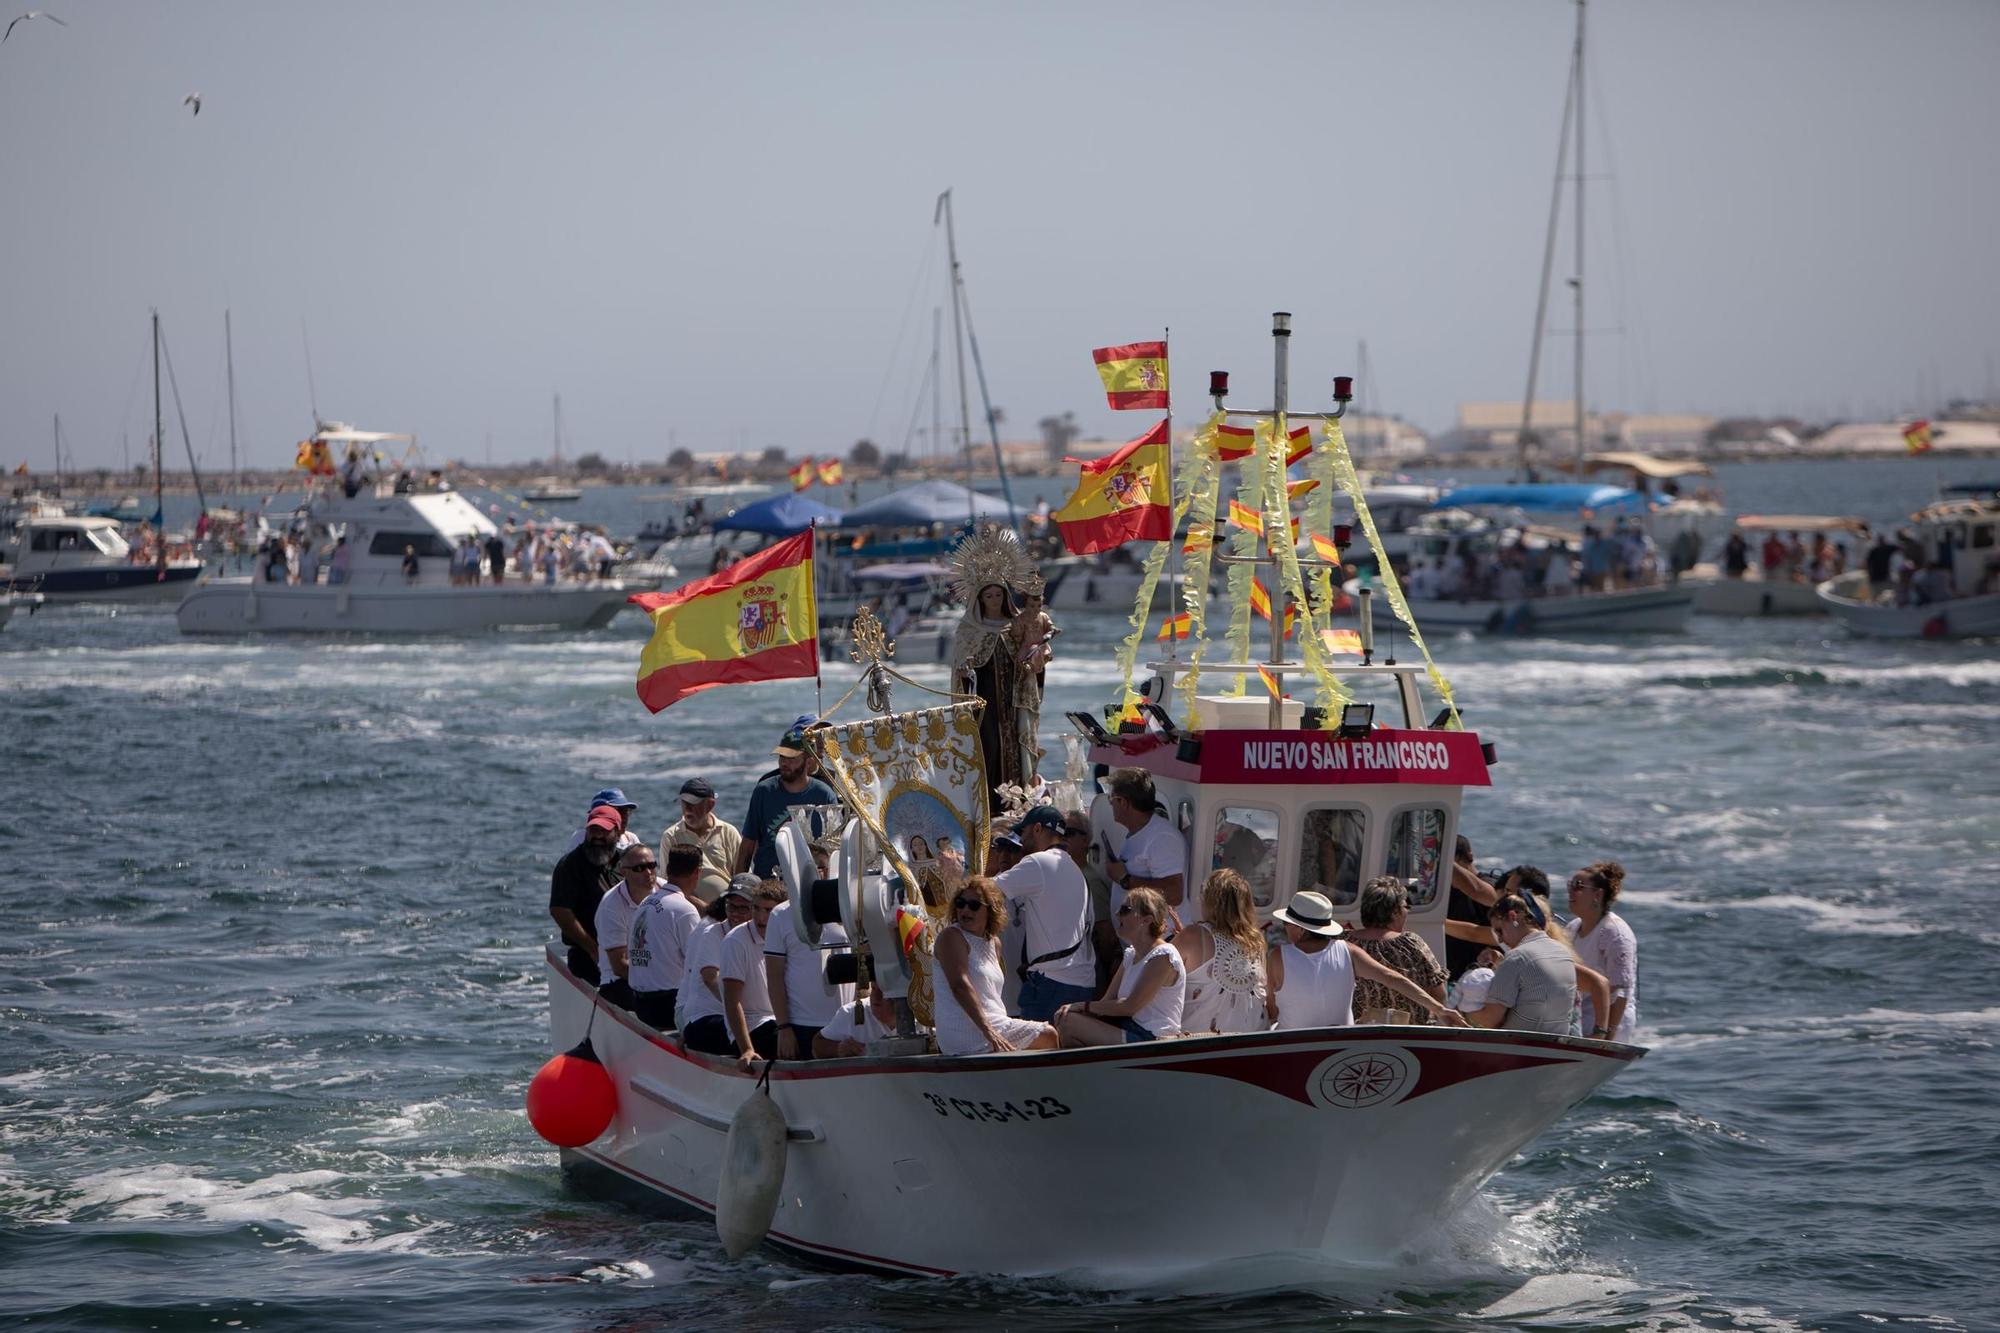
top-left (1174, 869), bottom-right (1269, 1035)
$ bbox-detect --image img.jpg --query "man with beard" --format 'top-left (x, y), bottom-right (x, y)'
top-left (550, 804), bottom-right (623, 985)
top-left (734, 727), bottom-right (836, 881)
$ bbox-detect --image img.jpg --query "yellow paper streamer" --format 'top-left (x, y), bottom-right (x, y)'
top-left (1325, 420), bottom-right (1462, 727)
top-left (1220, 421), bottom-right (1265, 695)
top-left (1262, 414), bottom-right (1349, 715)
top-left (1108, 418), bottom-right (1212, 718)
top-left (1175, 416), bottom-right (1224, 721)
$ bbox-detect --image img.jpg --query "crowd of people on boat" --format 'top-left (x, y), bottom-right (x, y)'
top-left (1398, 518), bottom-right (1699, 603)
top-left (549, 742), bottom-right (1640, 1067)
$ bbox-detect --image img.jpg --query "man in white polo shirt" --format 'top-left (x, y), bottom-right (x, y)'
top-left (996, 805), bottom-right (1097, 1020)
top-left (1102, 768), bottom-right (1188, 924)
top-left (764, 896), bottom-right (854, 1061)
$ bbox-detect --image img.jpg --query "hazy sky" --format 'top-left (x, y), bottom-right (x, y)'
top-left (3, 1), bottom-right (1996, 471)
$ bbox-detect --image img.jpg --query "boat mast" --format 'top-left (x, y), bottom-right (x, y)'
top-left (52, 414), bottom-right (61, 495)
top-left (1516, 1), bottom-right (1581, 482)
top-left (152, 312), bottom-right (165, 578)
top-left (226, 310), bottom-right (240, 507)
top-left (553, 392), bottom-right (564, 467)
top-left (930, 307), bottom-right (943, 465)
top-left (935, 190), bottom-right (1018, 526)
top-left (1269, 313), bottom-right (1292, 725)
top-left (936, 190), bottom-right (978, 527)
top-left (1571, 0), bottom-right (1588, 473)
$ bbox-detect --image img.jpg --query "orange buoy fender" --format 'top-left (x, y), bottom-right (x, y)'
top-left (526, 1037), bottom-right (617, 1147)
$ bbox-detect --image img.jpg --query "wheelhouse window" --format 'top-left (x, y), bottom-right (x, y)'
top-left (86, 527), bottom-right (128, 556)
top-left (1210, 805), bottom-right (1281, 907)
top-left (1297, 807), bottom-right (1366, 907)
top-left (1384, 807), bottom-right (1448, 909)
top-left (367, 531), bottom-right (454, 558)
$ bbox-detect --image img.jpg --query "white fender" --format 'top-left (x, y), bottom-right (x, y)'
top-left (715, 1083), bottom-right (788, 1259)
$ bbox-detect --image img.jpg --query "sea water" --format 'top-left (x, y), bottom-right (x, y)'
top-left (1, 459), bottom-right (1995, 1330)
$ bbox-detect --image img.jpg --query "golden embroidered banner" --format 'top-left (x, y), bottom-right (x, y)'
top-left (810, 702), bottom-right (993, 901)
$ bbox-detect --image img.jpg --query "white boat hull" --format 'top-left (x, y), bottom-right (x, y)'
top-left (545, 951), bottom-right (1639, 1276)
top-left (1693, 574), bottom-right (1827, 616)
top-left (1040, 562), bottom-right (1208, 612)
top-left (176, 578), bottom-right (633, 634)
top-left (1371, 585), bottom-right (1696, 634)
top-left (1817, 572), bottom-right (2000, 638)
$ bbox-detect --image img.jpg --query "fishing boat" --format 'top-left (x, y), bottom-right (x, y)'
top-left (534, 312), bottom-right (1643, 1276)
top-left (176, 425), bottom-right (633, 635)
top-left (1694, 514), bottom-right (1869, 616)
top-left (1816, 496), bottom-right (2000, 638)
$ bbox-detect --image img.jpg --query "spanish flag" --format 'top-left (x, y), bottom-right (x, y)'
top-left (817, 459), bottom-right (845, 486)
top-left (1092, 341), bottom-right (1169, 410)
top-left (627, 531), bottom-right (819, 714)
top-left (1309, 533), bottom-right (1341, 564)
top-left (790, 458), bottom-right (817, 491)
top-left (1054, 419), bottom-right (1173, 554)
top-left (1227, 499), bottom-right (1264, 537)
top-left (1216, 422), bottom-right (1311, 464)
top-left (1288, 478), bottom-right (1319, 500)
top-left (1156, 613), bottom-right (1192, 641)
top-left (1249, 577), bottom-right (1297, 637)
top-left (1321, 627), bottom-right (1363, 655)
top-left (1903, 420), bottom-right (1934, 454)
top-left (1258, 664), bottom-right (1283, 699)
top-left (1182, 523), bottom-right (1214, 555)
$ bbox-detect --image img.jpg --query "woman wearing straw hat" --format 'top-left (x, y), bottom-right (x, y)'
top-left (1265, 891), bottom-right (1467, 1029)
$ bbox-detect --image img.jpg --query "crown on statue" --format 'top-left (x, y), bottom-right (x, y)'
top-left (948, 524), bottom-right (1039, 610)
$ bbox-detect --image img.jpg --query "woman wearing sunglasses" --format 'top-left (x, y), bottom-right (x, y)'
top-left (1054, 887), bottom-right (1185, 1047)
top-left (932, 876), bottom-right (1059, 1055)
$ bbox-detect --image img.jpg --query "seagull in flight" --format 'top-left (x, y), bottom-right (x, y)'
top-left (184, 92), bottom-right (201, 116)
top-left (3, 10), bottom-right (67, 42)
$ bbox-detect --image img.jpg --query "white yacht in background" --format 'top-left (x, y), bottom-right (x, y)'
top-left (1817, 496), bottom-right (2000, 638)
top-left (1, 512), bottom-right (203, 602)
top-left (177, 426), bottom-right (633, 635)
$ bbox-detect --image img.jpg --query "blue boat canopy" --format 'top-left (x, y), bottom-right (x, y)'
top-left (712, 493), bottom-right (843, 536)
top-left (836, 480), bottom-right (1016, 528)
top-left (1433, 483), bottom-right (1649, 515)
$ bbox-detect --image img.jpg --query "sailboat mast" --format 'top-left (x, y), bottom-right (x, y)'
top-left (930, 307), bottom-right (943, 463)
top-left (1517, 8), bottom-right (1580, 482)
top-left (553, 393), bottom-right (563, 466)
top-left (226, 310), bottom-right (240, 506)
top-left (1572, 0), bottom-right (1588, 471)
top-left (937, 190), bottom-right (978, 525)
top-left (152, 312), bottom-right (165, 576)
top-left (52, 414), bottom-right (61, 494)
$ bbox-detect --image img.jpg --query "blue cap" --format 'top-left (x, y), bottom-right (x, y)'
top-left (1017, 806), bottom-right (1066, 835)
top-left (589, 787), bottom-right (637, 811)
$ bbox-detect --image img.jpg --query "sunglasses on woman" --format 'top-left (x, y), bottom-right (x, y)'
top-left (953, 897), bottom-right (984, 912)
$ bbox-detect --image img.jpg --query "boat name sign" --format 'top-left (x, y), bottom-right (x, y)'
top-left (1201, 729), bottom-right (1490, 786)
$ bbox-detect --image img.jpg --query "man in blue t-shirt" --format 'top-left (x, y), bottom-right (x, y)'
top-left (736, 726), bottom-right (836, 880)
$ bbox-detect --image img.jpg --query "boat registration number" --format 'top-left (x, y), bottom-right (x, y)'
top-left (921, 1093), bottom-right (1072, 1124)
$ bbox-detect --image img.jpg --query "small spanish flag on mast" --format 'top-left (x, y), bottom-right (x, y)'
top-left (789, 457), bottom-right (817, 491)
top-left (1903, 420), bottom-right (1934, 454)
top-left (817, 459), bottom-right (845, 486)
top-left (1053, 419), bottom-right (1173, 554)
top-left (1215, 421), bottom-right (1311, 464)
top-left (1227, 499), bottom-right (1264, 537)
top-left (1092, 341), bottom-right (1169, 410)
top-left (627, 531), bottom-right (819, 713)
top-left (1310, 533), bottom-right (1342, 564)
top-left (1258, 663), bottom-right (1283, 699)
top-left (1156, 613), bottom-right (1192, 641)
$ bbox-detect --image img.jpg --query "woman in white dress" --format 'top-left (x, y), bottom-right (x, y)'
top-left (1174, 869), bottom-right (1268, 1035)
top-left (1054, 887), bottom-right (1186, 1046)
top-left (932, 876), bottom-right (1058, 1055)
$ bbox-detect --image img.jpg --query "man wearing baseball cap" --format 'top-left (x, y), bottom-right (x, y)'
top-left (735, 726), bottom-right (835, 881)
top-left (548, 803), bottom-right (624, 986)
top-left (994, 806), bottom-right (1097, 1021)
top-left (661, 776), bottom-right (738, 906)
top-left (563, 787), bottom-right (641, 858)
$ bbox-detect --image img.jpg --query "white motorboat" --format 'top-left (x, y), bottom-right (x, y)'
top-left (177, 449), bottom-right (633, 634)
top-left (1817, 496), bottom-right (2000, 638)
top-left (522, 478), bottom-right (583, 504)
top-left (536, 311), bottom-right (1644, 1277)
top-left (1040, 552), bottom-right (1203, 611)
top-left (1, 512), bottom-right (203, 602)
top-left (1694, 515), bottom-right (1869, 616)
